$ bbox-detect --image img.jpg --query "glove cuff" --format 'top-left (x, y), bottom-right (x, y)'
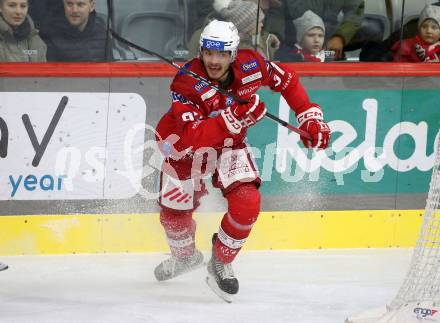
top-left (296, 106), bottom-right (323, 127)
top-left (220, 107), bottom-right (243, 135)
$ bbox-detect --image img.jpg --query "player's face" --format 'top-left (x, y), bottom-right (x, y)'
top-left (420, 19), bottom-right (440, 44)
top-left (64, 0), bottom-right (95, 31)
top-left (201, 48), bottom-right (231, 82)
top-left (300, 27), bottom-right (325, 55)
top-left (0, 0), bottom-right (28, 28)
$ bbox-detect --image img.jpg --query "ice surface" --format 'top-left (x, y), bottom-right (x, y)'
top-left (0, 249), bottom-right (412, 323)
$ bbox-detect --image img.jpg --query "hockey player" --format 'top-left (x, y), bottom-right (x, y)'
top-left (0, 262), bottom-right (7, 271)
top-left (154, 20), bottom-right (331, 302)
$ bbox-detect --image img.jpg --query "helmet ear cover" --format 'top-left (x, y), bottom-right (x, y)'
top-left (199, 20), bottom-right (240, 62)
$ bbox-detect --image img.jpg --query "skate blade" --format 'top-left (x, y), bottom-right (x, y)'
top-left (0, 264), bottom-right (8, 271)
top-left (205, 275), bottom-right (233, 303)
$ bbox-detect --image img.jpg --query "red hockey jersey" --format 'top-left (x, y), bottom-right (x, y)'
top-left (156, 49), bottom-right (313, 158)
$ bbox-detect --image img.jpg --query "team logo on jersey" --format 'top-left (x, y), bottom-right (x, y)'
top-left (202, 38), bottom-right (225, 50)
top-left (194, 81), bottom-right (208, 93)
top-left (241, 60), bottom-right (259, 73)
top-left (171, 91), bottom-right (190, 104)
top-left (242, 72), bottom-right (262, 84)
top-left (225, 96), bottom-right (234, 106)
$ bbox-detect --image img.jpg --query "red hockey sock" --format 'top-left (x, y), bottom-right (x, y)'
top-left (160, 208), bottom-right (196, 259)
top-left (214, 183), bottom-right (261, 263)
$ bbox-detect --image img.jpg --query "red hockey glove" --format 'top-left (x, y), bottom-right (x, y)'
top-left (220, 94), bottom-right (266, 134)
top-left (297, 105), bottom-right (331, 149)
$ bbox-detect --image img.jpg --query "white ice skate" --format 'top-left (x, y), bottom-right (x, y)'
top-left (206, 234), bottom-right (239, 303)
top-left (154, 249), bottom-right (204, 281)
top-left (0, 262), bottom-right (8, 271)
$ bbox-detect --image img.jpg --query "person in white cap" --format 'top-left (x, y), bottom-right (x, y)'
top-left (392, 5), bottom-right (440, 62)
top-left (291, 10), bottom-right (330, 62)
top-left (154, 19), bottom-right (331, 303)
top-left (264, 0), bottom-right (365, 60)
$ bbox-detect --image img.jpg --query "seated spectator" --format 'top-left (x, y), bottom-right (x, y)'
top-left (188, 0), bottom-right (280, 60)
top-left (0, 0), bottom-right (46, 61)
top-left (267, 0), bottom-right (365, 60)
top-left (41, 0), bottom-right (109, 62)
top-left (391, 5), bottom-right (440, 62)
top-left (277, 10), bottom-right (333, 62)
top-left (360, 1), bottom-right (440, 62)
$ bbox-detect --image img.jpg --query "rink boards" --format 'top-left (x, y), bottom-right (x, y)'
top-left (0, 211), bottom-right (424, 255)
top-left (0, 63), bottom-right (438, 255)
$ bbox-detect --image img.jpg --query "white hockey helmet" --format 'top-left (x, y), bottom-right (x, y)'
top-left (199, 20), bottom-right (240, 62)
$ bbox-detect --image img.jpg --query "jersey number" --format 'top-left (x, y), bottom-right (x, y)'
top-left (182, 112), bottom-right (196, 122)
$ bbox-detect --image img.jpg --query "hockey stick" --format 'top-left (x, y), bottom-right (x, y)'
top-left (110, 31), bottom-right (312, 140)
top-left (253, 0), bottom-right (261, 52)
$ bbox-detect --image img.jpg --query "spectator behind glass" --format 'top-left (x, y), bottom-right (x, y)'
top-left (392, 5), bottom-right (440, 63)
top-left (0, 0), bottom-right (46, 61)
top-left (41, 0), bottom-right (109, 62)
top-left (287, 10), bottom-right (330, 62)
top-left (188, 0), bottom-right (280, 60)
top-left (267, 0), bottom-right (364, 60)
top-left (360, 1), bottom-right (440, 62)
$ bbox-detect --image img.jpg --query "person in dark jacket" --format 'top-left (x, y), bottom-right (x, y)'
top-left (41, 0), bottom-right (110, 62)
